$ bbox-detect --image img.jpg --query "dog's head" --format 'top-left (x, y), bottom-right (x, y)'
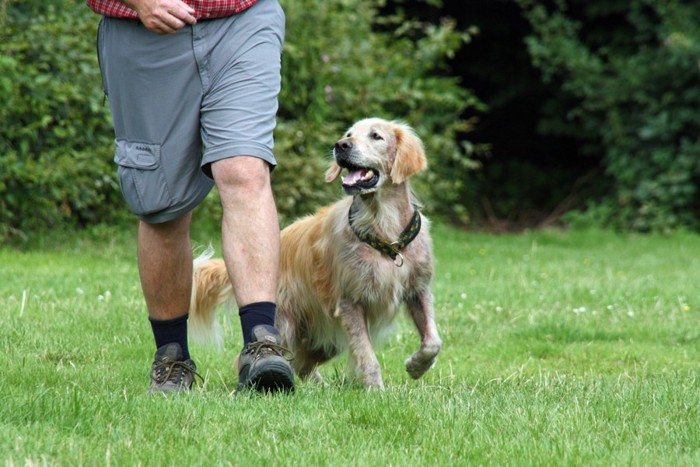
top-left (325, 118), bottom-right (427, 195)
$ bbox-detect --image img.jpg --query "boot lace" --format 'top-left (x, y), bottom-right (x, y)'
top-left (242, 341), bottom-right (294, 362)
top-left (152, 360), bottom-right (202, 385)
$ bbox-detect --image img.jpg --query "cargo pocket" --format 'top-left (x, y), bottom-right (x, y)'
top-left (115, 140), bottom-right (173, 216)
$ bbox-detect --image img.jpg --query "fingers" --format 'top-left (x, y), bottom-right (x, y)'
top-left (135, 0), bottom-right (197, 34)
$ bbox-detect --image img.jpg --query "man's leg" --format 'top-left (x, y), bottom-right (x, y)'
top-left (211, 157), bottom-right (279, 308)
top-left (138, 213), bottom-right (193, 322)
top-left (138, 213), bottom-right (199, 393)
top-left (211, 156), bottom-right (294, 392)
top-left (98, 17), bottom-right (211, 393)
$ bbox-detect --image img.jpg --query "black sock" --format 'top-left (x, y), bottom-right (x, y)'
top-left (239, 301), bottom-right (276, 345)
top-left (149, 313), bottom-right (191, 360)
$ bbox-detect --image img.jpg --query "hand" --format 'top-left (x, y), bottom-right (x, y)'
top-left (125, 0), bottom-right (197, 34)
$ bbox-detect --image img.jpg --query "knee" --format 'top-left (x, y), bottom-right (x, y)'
top-left (211, 156), bottom-right (271, 194)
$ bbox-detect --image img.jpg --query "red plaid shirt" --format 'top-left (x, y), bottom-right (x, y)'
top-left (86, 0), bottom-right (257, 20)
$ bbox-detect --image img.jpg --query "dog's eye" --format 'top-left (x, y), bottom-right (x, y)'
top-left (371, 132), bottom-right (384, 141)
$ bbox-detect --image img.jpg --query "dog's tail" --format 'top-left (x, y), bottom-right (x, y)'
top-left (189, 246), bottom-right (235, 348)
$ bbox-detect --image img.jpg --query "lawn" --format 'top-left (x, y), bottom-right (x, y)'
top-left (1, 224), bottom-right (699, 465)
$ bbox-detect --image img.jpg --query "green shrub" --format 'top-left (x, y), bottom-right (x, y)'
top-left (0, 0), bottom-right (480, 240)
top-left (0, 1), bottom-right (124, 240)
top-left (519, 0), bottom-right (700, 232)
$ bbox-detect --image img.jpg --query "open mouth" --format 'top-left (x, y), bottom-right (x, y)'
top-left (340, 164), bottom-right (380, 191)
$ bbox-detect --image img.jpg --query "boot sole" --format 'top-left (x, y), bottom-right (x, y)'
top-left (238, 360), bottom-right (295, 393)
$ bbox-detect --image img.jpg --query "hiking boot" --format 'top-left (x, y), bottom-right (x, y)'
top-left (148, 343), bottom-right (200, 394)
top-left (237, 325), bottom-right (295, 393)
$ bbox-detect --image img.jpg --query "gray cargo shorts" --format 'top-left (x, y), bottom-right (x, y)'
top-left (97, 0), bottom-right (285, 223)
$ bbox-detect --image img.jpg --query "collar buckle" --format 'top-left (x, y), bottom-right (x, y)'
top-left (348, 203), bottom-right (421, 267)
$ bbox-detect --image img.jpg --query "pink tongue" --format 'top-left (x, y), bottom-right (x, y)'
top-left (342, 168), bottom-right (367, 185)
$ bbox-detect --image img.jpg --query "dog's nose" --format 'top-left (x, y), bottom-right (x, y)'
top-left (335, 139), bottom-right (353, 151)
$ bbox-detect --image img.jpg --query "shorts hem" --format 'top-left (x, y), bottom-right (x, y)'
top-left (203, 143), bottom-right (277, 169)
top-left (134, 183), bottom-right (213, 224)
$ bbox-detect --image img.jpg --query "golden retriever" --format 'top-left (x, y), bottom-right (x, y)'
top-left (189, 118), bottom-right (442, 389)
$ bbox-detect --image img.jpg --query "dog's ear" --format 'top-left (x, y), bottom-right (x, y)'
top-left (325, 162), bottom-right (342, 183)
top-left (390, 123), bottom-right (427, 184)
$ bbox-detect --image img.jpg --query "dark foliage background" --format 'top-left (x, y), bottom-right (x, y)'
top-left (393, 0), bottom-right (700, 232)
top-left (519, 0), bottom-right (700, 232)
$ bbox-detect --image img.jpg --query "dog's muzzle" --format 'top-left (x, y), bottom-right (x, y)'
top-left (334, 139), bottom-right (380, 194)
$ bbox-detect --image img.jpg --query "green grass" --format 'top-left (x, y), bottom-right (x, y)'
top-left (1, 224), bottom-right (700, 465)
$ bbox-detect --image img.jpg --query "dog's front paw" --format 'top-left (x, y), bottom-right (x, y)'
top-left (405, 342), bottom-right (441, 379)
top-left (364, 378), bottom-right (385, 391)
top-left (405, 354), bottom-right (436, 379)
top-left (361, 368), bottom-right (385, 390)
top-left (308, 369), bottom-right (325, 384)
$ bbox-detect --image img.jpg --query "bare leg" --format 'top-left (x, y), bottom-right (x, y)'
top-left (138, 212), bottom-right (193, 320)
top-left (211, 157), bottom-right (295, 392)
top-left (211, 156), bottom-right (279, 307)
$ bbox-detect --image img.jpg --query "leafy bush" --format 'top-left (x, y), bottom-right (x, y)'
top-left (519, 0), bottom-right (700, 232)
top-left (0, 0), bottom-right (480, 240)
top-left (0, 1), bottom-right (124, 240)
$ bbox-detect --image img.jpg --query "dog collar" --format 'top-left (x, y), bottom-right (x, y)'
top-left (348, 206), bottom-right (421, 267)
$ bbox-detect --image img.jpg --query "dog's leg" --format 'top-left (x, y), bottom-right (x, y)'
top-left (297, 363), bottom-right (324, 385)
top-left (337, 299), bottom-right (384, 390)
top-left (294, 351), bottom-right (327, 383)
top-left (276, 311), bottom-right (333, 384)
top-left (404, 290), bottom-right (442, 379)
